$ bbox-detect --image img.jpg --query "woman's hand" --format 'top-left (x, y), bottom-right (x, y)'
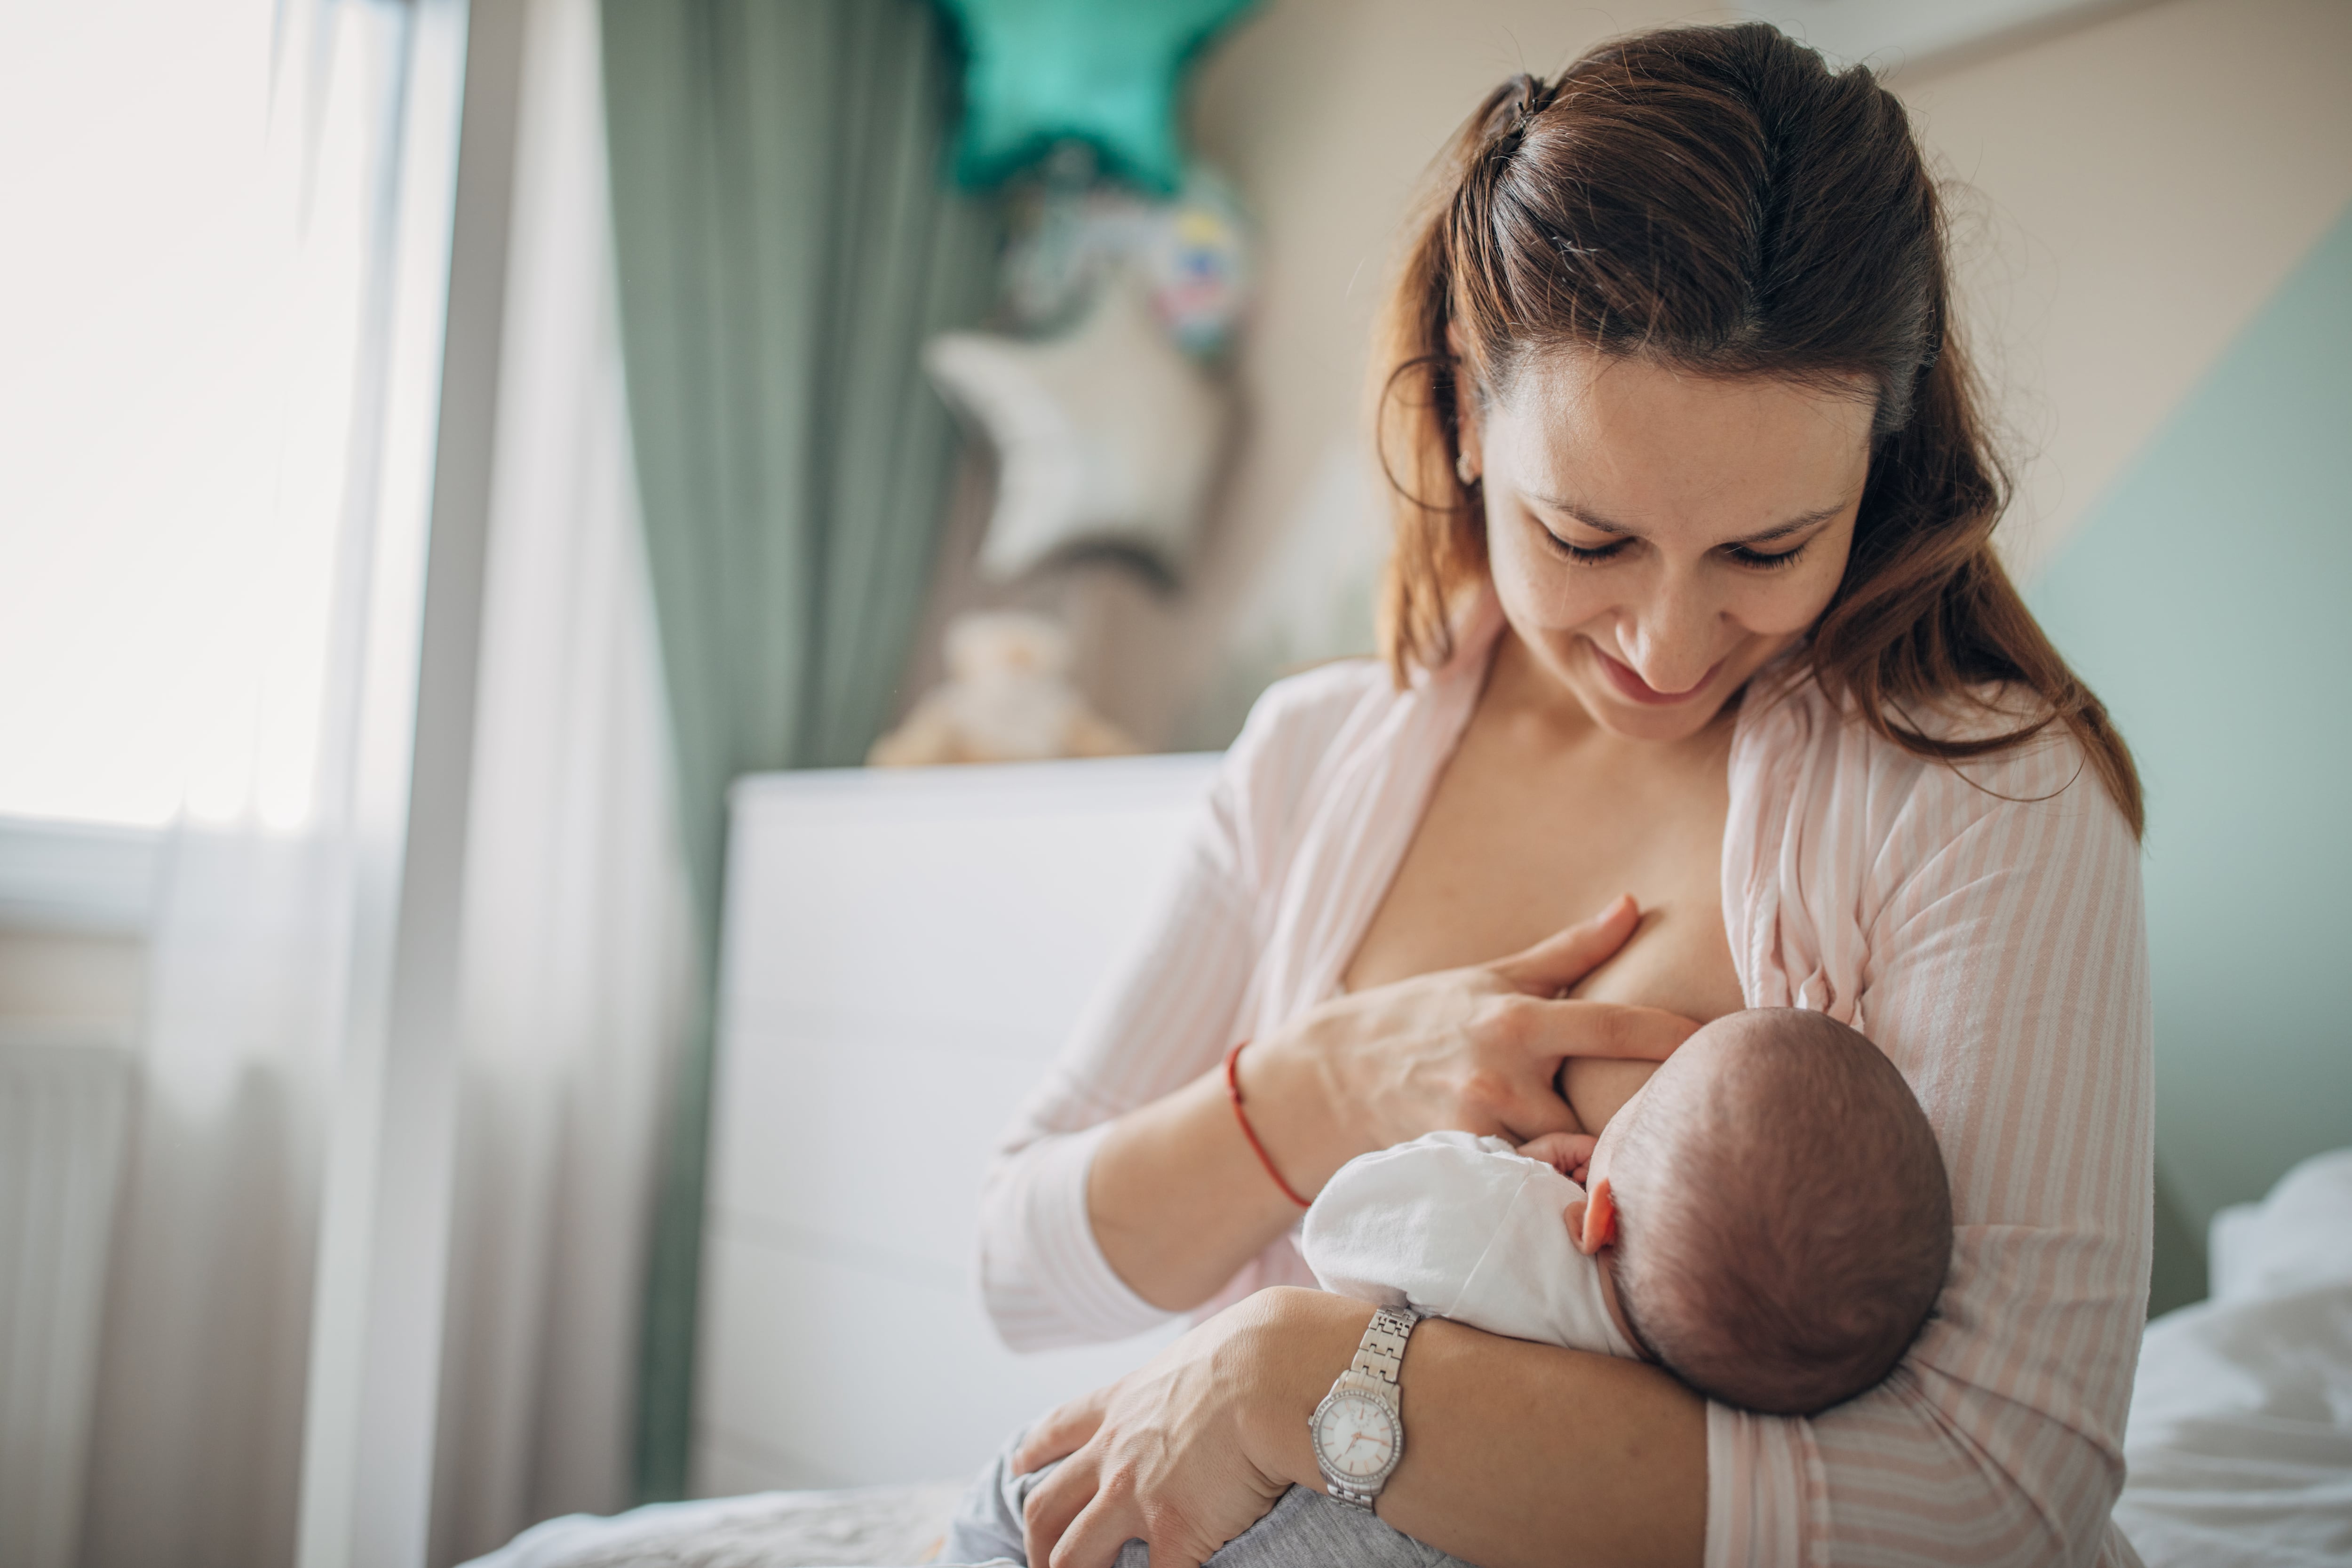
top-left (1013, 1293), bottom-right (1312, 1568)
top-left (1242, 895), bottom-right (1700, 1192)
top-left (1015, 1288), bottom-right (1706, 1568)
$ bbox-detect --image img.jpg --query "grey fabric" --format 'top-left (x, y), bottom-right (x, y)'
top-left (939, 1430), bottom-right (1467, 1568)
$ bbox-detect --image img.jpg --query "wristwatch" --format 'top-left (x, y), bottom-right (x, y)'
top-left (1309, 1304), bottom-right (1421, 1511)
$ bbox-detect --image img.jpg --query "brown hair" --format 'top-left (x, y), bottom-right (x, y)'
top-left (1610, 1009), bottom-right (1954, 1416)
top-left (1375, 22), bottom-right (2142, 835)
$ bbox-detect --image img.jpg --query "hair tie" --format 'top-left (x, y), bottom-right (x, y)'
top-left (1517, 74), bottom-right (1559, 129)
top-left (1491, 73), bottom-right (1555, 161)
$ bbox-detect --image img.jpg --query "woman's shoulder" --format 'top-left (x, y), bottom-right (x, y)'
top-left (1740, 674), bottom-right (2133, 853)
top-left (1203, 657), bottom-right (1412, 890)
top-left (1220, 657), bottom-right (1398, 787)
top-left (1730, 675), bottom-right (2146, 1037)
top-left (1236, 656), bottom-right (1398, 739)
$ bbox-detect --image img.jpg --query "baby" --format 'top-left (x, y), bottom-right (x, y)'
top-left (1306, 1006), bottom-right (1953, 1415)
top-left (940, 1008), bottom-right (1952, 1567)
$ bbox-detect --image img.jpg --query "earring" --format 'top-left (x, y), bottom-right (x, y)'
top-left (1455, 450), bottom-right (1478, 486)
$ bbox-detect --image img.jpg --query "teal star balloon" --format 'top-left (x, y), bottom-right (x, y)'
top-left (935, 0), bottom-right (1258, 193)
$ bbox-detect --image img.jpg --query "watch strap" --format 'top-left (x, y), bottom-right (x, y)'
top-left (1349, 1304), bottom-right (1418, 1387)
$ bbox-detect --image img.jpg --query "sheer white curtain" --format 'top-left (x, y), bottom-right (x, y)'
top-left (429, 0), bottom-right (695, 1559)
top-left (77, 0), bottom-right (691, 1561)
top-left (77, 6), bottom-right (411, 1563)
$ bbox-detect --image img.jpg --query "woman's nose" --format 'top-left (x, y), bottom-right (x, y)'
top-left (1616, 584), bottom-right (1720, 693)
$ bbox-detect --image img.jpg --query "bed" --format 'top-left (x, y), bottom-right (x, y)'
top-left (2114, 1147), bottom-right (2352, 1567)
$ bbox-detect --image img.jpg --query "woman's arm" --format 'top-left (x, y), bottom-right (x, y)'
top-left (1020, 1287), bottom-right (1705, 1568)
top-left (1088, 905), bottom-right (1698, 1311)
top-left (1295, 1295), bottom-right (1706, 1568)
top-left (979, 670), bottom-right (1348, 1351)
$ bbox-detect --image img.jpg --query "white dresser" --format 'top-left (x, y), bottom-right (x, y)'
top-left (693, 753), bottom-right (1218, 1496)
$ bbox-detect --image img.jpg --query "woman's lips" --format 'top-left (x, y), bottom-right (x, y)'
top-left (1591, 644), bottom-right (1722, 706)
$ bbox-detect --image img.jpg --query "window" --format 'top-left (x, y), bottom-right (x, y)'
top-left (0, 0), bottom-right (401, 831)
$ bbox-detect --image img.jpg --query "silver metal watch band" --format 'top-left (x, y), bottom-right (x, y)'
top-left (1349, 1304), bottom-right (1417, 1386)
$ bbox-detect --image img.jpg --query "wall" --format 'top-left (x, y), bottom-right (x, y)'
top-left (1896, 0), bottom-right (2352, 573)
top-left (2031, 206), bottom-right (2352, 1263)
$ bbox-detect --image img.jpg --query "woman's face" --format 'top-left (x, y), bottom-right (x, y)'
top-left (1465, 351), bottom-right (1874, 743)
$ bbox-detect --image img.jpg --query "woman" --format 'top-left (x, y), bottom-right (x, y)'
top-left (979, 23), bottom-right (2151, 1568)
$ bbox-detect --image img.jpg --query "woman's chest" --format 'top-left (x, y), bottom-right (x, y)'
top-left (1341, 715), bottom-right (1747, 1024)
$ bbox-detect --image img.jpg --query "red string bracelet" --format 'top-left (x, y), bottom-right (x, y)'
top-left (1224, 1040), bottom-right (1311, 1209)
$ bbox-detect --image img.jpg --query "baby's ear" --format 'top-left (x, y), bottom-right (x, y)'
top-left (1569, 1177), bottom-right (1618, 1256)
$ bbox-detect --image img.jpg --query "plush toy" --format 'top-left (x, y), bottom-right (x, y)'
top-left (867, 612), bottom-right (1140, 766)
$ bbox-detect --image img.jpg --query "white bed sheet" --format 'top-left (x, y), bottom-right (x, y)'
top-left (456, 1482), bottom-right (967, 1568)
top-left (2115, 1148), bottom-right (2352, 1567)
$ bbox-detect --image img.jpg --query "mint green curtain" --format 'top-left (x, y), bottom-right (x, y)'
top-left (600, 0), bottom-right (994, 1500)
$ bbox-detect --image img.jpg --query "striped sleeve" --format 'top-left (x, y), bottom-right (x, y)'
top-left (975, 664), bottom-right (1384, 1351)
top-left (1711, 721), bottom-right (2154, 1567)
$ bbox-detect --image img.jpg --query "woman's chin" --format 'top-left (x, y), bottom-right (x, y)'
top-left (1563, 651), bottom-right (1740, 742)
top-left (1583, 690), bottom-right (1734, 743)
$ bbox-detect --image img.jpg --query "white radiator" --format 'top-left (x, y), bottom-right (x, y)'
top-left (0, 1034), bottom-right (135, 1568)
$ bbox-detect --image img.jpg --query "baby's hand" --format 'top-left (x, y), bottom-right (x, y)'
top-left (1516, 1131), bottom-right (1598, 1184)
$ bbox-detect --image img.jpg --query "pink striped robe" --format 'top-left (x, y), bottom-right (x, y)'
top-left (979, 612), bottom-right (2153, 1567)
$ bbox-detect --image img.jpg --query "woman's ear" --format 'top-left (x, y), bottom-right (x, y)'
top-left (1447, 324), bottom-right (1483, 486)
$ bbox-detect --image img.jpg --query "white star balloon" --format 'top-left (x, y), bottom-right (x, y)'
top-left (924, 271), bottom-right (1229, 581)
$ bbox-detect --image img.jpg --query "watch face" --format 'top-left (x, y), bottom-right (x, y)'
top-left (1312, 1389), bottom-right (1400, 1482)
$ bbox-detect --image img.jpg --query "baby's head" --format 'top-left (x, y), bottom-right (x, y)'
top-left (1577, 1009), bottom-right (1952, 1415)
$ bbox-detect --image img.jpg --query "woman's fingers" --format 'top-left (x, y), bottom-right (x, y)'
top-left (1489, 1073), bottom-right (1582, 1142)
top-left (1488, 894), bottom-right (1640, 995)
top-left (1049, 1490), bottom-right (1149, 1568)
top-left (1541, 998), bottom-right (1702, 1061)
top-left (1035, 1465), bottom-right (1216, 1568)
top-left (1009, 1301), bottom-right (1301, 1568)
top-left (1021, 1444), bottom-right (1099, 1566)
top-left (1015, 1387), bottom-right (1111, 1474)
top-left (1055, 1491), bottom-right (1217, 1568)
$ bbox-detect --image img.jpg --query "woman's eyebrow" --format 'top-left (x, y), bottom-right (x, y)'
top-left (1533, 497), bottom-right (1850, 543)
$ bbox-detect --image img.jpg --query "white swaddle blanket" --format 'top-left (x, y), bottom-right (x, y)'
top-left (1300, 1130), bottom-right (1638, 1359)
